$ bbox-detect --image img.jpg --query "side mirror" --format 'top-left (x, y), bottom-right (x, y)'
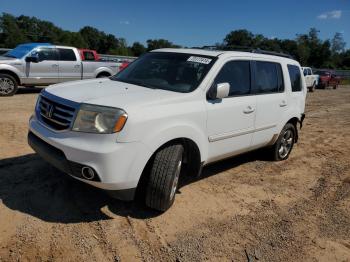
top-left (25, 55), bottom-right (39, 63)
top-left (208, 82), bottom-right (230, 100)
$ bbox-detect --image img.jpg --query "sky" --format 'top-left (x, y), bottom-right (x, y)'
top-left (0, 0), bottom-right (349, 48)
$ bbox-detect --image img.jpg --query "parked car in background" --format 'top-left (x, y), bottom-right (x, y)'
top-left (0, 43), bottom-right (120, 96)
top-left (28, 48), bottom-right (306, 212)
top-left (301, 67), bottom-right (318, 92)
top-left (314, 70), bottom-right (341, 89)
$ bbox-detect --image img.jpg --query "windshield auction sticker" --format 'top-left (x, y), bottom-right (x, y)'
top-left (187, 56), bottom-right (212, 64)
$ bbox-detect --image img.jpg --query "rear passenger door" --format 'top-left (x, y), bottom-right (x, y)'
top-left (58, 48), bottom-right (81, 82)
top-left (206, 59), bottom-right (256, 162)
top-left (251, 60), bottom-right (287, 148)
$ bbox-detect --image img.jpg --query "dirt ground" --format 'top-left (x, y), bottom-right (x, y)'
top-left (0, 86), bottom-right (349, 262)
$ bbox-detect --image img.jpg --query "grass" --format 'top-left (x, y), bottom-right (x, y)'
top-left (341, 79), bottom-right (350, 85)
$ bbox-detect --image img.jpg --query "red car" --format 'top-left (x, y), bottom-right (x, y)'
top-left (314, 70), bottom-right (341, 89)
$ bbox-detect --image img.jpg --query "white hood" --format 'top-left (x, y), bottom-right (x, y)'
top-left (45, 78), bottom-right (185, 110)
top-left (0, 56), bottom-right (21, 64)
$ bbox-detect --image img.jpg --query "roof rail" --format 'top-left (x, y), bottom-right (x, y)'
top-left (200, 45), bottom-right (294, 59)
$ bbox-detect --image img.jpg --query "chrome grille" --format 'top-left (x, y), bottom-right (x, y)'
top-left (37, 95), bottom-right (76, 131)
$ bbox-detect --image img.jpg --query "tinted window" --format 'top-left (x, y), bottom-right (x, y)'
top-left (254, 61), bottom-right (283, 94)
top-left (308, 69), bottom-right (312, 75)
top-left (58, 48), bottom-right (77, 61)
top-left (83, 51), bottom-right (95, 61)
top-left (288, 65), bottom-right (302, 92)
top-left (214, 61), bottom-right (251, 96)
top-left (37, 48), bottom-right (58, 61)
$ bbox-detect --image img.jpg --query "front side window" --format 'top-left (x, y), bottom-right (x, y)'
top-left (36, 48), bottom-right (58, 61)
top-left (58, 48), bottom-right (77, 61)
top-left (111, 52), bottom-right (216, 93)
top-left (253, 61), bottom-right (283, 94)
top-left (214, 60), bottom-right (251, 96)
top-left (288, 65), bottom-right (302, 92)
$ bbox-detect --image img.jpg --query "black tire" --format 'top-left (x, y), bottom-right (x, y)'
top-left (270, 123), bottom-right (296, 161)
top-left (96, 73), bottom-right (110, 78)
top-left (145, 144), bottom-right (183, 211)
top-left (333, 85), bottom-right (337, 89)
top-left (0, 74), bottom-right (18, 96)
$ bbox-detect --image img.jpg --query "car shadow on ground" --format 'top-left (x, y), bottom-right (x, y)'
top-left (0, 150), bottom-right (269, 223)
top-left (16, 87), bottom-right (43, 95)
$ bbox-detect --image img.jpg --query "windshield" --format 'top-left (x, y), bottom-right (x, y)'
top-left (111, 52), bottom-right (216, 93)
top-left (3, 45), bottom-right (34, 59)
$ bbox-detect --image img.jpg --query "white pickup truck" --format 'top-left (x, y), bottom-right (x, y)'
top-left (0, 43), bottom-right (120, 96)
top-left (301, 67), bottom-right (318, 92)
top-left (28, 48), bottom-right (306, 212)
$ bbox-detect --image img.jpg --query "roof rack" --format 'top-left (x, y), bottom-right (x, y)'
top-left (200, 45), bottom-right (294, 59)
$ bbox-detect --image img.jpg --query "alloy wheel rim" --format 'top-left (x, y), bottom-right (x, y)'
top-left (278, 129), bottom-right (293, 158)
top-left (170, 159), bottom-right (182, 200)
top-left (0, 77), bottom-right (15, 95)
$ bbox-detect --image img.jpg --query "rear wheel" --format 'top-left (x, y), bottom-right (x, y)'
top-left (0, 74), bottom-right (18, 96)
top-left (96, 73), bottom-right (110, 78)
top-left (309, 82), bottom-right (316, 92)
top-left (145, 144), bottom-right (183, 211)
top-left (270, 123), bottom-right (296, 161)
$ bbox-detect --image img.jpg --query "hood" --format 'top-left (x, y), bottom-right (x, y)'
top-left (0, 56), bottom-right (20, 63)
top-left (46, 78), bottom-right (186, 110)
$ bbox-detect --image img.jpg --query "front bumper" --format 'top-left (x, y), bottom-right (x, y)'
top-left (28, 116), bottom-right (152, 200)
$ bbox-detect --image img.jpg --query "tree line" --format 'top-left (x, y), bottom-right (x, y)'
top-left (0, 13), bottom-right (349, 69)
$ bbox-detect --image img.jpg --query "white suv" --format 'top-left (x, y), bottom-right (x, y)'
top-left (28, 48), bottom-right (306, 211)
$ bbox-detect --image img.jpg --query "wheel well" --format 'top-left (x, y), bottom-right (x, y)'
top-left (286, 117), bottom-right (299, 143)
top-left (0, 70), bottom-right (20, 85)
top-left (96, 72), bottom-right (111, 78)
top-left (134, 138), bottom-right (202, 200)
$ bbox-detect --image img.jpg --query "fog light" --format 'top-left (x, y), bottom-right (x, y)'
top-left (81, 167), bottom-right (95, 180)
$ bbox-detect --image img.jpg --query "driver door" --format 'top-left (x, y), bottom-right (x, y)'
top-left (24, 47), bottom-right (59, 85)
top-left (206, 59), bottom-right (256, 163)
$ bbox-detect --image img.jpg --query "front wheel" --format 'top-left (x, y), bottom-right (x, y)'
top-left (145, 144), bottom-right (183, 211)
top-left (0, 74), bottom-right (18, 96)
top-left (270, 123), bottom-right (296, 161)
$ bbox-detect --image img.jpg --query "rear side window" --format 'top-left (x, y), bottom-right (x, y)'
top-left (83, 51), bottom-right (95, 61)
top-left (214, 60), bottom-right (251, 96)
top-left (253, 61), bottom-right (284, 94)
top-left (58, 48), bottom-right (77, 61)
top-left (288, 65), bottom-right (302, 92)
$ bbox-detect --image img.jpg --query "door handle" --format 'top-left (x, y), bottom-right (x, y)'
top-left (279, 100), bottom-right (287, 107)
top-left (52, 64), bottom-right (58, 67)
top-left (74, 64), bottom-right (81, 68)
top-left (243, 106), bottom-right (255, 114)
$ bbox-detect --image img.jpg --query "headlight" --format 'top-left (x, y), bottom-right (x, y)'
top-left (72, 104), bottom-right (128, 134)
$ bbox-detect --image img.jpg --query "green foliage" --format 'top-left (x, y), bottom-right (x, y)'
top-left (0, 12), bottom-right (349, 68)
top-left (223, 28), bottom-right (349, 69)
top-left (146, 39), bottom-right (181, 51)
